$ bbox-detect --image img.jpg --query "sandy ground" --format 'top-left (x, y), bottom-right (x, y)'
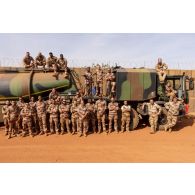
top-left (0, 115), bottom-right (195, 163)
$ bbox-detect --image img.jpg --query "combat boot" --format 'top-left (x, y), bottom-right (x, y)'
top-left (61, 131), bottom-right (65, 135)
top-left (169, 128), bottom-right (172, 133)
top-left (5, 131), bottom-right (8, 136)
top-left (7, 134), bottom-right (11, 139)
top-left (164, 126), bottom-right (168, 132)
top-left (39, 131), bottom-right (44, 135)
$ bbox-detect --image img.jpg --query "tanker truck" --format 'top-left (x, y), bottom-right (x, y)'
top-left (0, 66), bottom-right (194, 131)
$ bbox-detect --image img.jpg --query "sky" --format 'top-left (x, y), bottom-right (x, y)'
top-left (0, 33), bottom-right (195, 69)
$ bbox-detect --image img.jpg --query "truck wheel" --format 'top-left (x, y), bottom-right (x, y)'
top-left (158, 107), bottom-right (168, 130)
top-left (130, 108), bottom-right (139, 130)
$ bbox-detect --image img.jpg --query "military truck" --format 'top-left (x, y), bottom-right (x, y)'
top-left (0, 66), bottom-right (194, 130)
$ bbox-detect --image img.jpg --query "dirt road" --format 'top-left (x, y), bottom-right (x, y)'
top-left (0, 115), bottom-right (195, 163)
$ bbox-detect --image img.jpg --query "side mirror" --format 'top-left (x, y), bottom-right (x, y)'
top-left (189, 78), bottom-right (194, 90)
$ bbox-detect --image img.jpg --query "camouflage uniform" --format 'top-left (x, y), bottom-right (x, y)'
top-left (165, 82), bottom-right (176, 101)
top-left (17, 100), bottom-right (25, 131)
top-left (95, 98), bottom-right (107, 133)
top-left (105, 69), bottom-right (116, 96)
top-left (83, 68), bottom-right (93, 96)
top-left (155, 59), bottom-right (168, 83)
top-left (49, 89), bottom-right (59, 100)
top-left (71, 101), bottom-right (78, 134)
top-left (47, 102), bottom-right (59, 134)
top-left (72, 94), bottom-right (82, 105)
top-left (47, 54), bottom-right (58, 77)
top-left (35, 53), bottom-right (46, 69)
top-left (36, 100), bottom-right (47, 134)
top-left (108, 100), bottom-right (119, 133)
top-left (165, 101), bottom-right (180, 132)
top-left (1, 102), bottom-right (10, 135)
top-left (20, 104), bottom-right (33, 137)
top-left (7, 102), bottom-right (20, 138)
top-left (23, 53), bottom-right (34, 69)
top-left (144, 102), bottom-right (162, 133)
top-left (57, 55), bottom-right (68, 78)
top-left (77, 103), bottom-right (89, 137)
top-left (121, 103), bottom-right (131, 132)
top-left (59, 102), bottom-right (70, 134)
top-left (29, 100), bottom-right (37, 133)
top-left (86, 101), bottom-right (96, 133)
top-left (95, 66), bottom-right (104, 96)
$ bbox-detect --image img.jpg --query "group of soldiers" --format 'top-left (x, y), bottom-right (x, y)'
top-left (1, 88), bottom-right (133, 139)
top-left (23, 52), bottom-right (69, 78)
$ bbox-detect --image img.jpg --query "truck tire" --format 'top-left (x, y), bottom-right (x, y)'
top-left (130, 108), bottom-right (139, 130)
top-left (158, 107), bottom-right (168, 130)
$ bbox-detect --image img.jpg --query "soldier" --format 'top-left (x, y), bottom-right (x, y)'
top-left (47, 99), bottom-right (59, 134)
top-left (155, 58), bottom-right (168, 84)
top-left (36, 96), bottom-right (47, 135)
top-left (72, 91), bottom-right (82, 105)
top-left (23, 52), bottom-right (34, 69)
top-left (1, 100), bottom-right (10, 135)
top-left (59, 99), bottom-right (71, 135)
top-left (86, 99), bottom-right (96, 133)
top-left (35, 52), bottom-right (46, 70)
top-left (121, 101), bottom-right (131, 132)
top-left (105, 68), bottom-right (116, 97)
top-left (71, 100), bottom-right (78, 135)
top-left (108, 97), bottom-right (119, 133)
top-left (95, 94), bottom-right (107, 134)
top-left (164, 97), bottom-right (180, 132)
top-left (29, 96), bottom-right (37, 134)
top-left (95, 64), bottom-right (104, 96)
top-left (7, 101), bottom-right (20, 139)
top-left (47, 52), bottom-right (58, 77)
top-left (57, 54), bottom-right (68, 78)
top-left (49, 88), bottom-right (59, 100)
top-left (83, 67), bottom-right (93, 96)
top-left (17, 97), bottom-right (25, 132)
top-left (165, 81), bottom-right (177, 101)
top-left (20, 103), bottom-right (33, 137)
top-left (142, 99), bottom-right (162, 134)
top-left (77, 100), bottom-right (89, 137)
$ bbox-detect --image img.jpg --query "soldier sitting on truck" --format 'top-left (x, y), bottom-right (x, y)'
top-left (57, 54), bottom-right (69, 79)
top-left (23, 52), bottom-right (35, 69)
top-left (34, 52), bottom-right (46, 70)
top-left (47, 52), bottom-right (58, 77)
top-left (165, 81), bottom-right (177, 101)
top-left (155, 58), bottom-right (168, 84)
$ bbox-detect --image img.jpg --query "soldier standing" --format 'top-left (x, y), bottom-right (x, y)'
top-left (83, 67), bottom-right (93, 96)
top-left (49, 88), bottom-right (59, 100)
top-left (142, 99), bottom-right (162, 134)
top-left (23, 52), bottom-right (34, 69)
top-left (29, 96), bottom-right (37, 134)
top-left (164, 97), bottom-right (180, 132)
top-left (20, 103), bottom-right (33, 137)
top-left (59, 99), bottom-right (71, 135)
top-left (1, 100), bottom-right (10, 135)
top-left (155, 58), bottom-right (168, 84)
top-left (57, 54), bottom-right (68, 78)
top-left (121, 101), bottom-right (131, 132)
top-left (105, 68), bottom-right (116, 97)
top-left (17, 97), bottom-right (25, 132)
top-left (77, 100), bottom-right (89, 137)
top-left (86, 99), bottom-right (96, 133)
top-left (72, 91), bottom-right (82, 105)
top-left (71, 100), bottom-right (78, 135)
top-left (95, 94), bottom-right (107, 134)
top-left (35, 52), bottom-right (46, 70)
top-left (7, 101), bottom-right (20, 139)
top-left (95, 65), bottom-right (104, 96)
top-left (108, 97), bottom-right (119, 133)
top-left (36, 96), bottom-right (48, 135)
top-left (47, 52), bottom-right (58, 77)
top-left (47, 99), bottom-right (59, 134)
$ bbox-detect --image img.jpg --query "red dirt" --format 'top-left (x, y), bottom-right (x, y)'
top-left (0, 115), bottom-right (195, 162)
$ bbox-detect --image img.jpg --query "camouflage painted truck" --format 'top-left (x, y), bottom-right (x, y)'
top-left (0, 66), bottom-right (194, 130)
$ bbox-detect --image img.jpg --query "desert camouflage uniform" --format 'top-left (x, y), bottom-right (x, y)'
top-left (84, 70), bottom-right (93, 96)
top-left (165, 82), bottom-right (176, 101)
top-left (105, 70), bottom-right (116, 96)
top-left (70, 102), bottom-right (78, 134)
top-left (47, 103), bottom-right (59, 134)
top-left (95, 99), bottom-right (107, 133)
top-left (121, 104), bottom-right (131, 132)
top-left (49, 90), bottom-right (59, 100)
top-left (144, 102), bottom-right (162, 133)
top-left (72, 95), bottom-right (82, 106)
top-left (23, 55), bottom-right (34, 69)
top-left (1, 104), bottom-right (9, 135)
top-left (59, 103), bottom-right (70, 134)
top-left (36, 101), bottom-right (47, 134)
top-left (165, 101), bottom-right (180, 132)
top-left (29, 101), bottom-right (37, 133)
top-left (155, 62), bottom-right (168, 83)
top-left (95, 66), bottom-right (104, 96)
top-left (77, 104), bottom-right (89, 137)
top-left (57, 57), bottom-right (68, 78)
top-left (108, 102), bottom-right (119, 133)
top-left (47, 55), bottom-right (58, 76)
top-left (35, 53), bottom-right (46, 69)
top-left (8, 104), bottom-right (20, 138)
top-left (17, 100), bottom-right (25, 131)
top-left (86, 102), bottom-right (96, 133)
top-left (20, 105), bottom-right (33, 137)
